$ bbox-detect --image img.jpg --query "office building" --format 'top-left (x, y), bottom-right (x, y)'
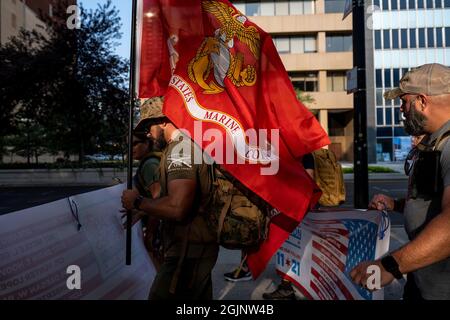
top-left (232, 0), bottom-right (354, 161)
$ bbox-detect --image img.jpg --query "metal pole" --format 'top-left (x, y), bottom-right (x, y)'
top-left (352, 0), bottom-right (369, 209)
top-left (126, 0), bottom-right (138, 265)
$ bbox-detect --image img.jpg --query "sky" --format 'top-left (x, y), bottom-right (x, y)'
top-left (80, 0), bottom-right (132, 59)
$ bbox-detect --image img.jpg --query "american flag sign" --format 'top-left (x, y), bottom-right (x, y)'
top-left (276, 210), bottom-right (390, 300)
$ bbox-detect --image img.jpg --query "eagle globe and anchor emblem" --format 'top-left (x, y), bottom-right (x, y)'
top-left (167, 1), bottom-right (277, 165)
top-left (188, 1), bottom-right (261, 94)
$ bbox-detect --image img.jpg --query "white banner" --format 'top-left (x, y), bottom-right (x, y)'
top-left (276, 210), bottom-right (390, 300)
top-left (0, 184), bottom-right (155, 300)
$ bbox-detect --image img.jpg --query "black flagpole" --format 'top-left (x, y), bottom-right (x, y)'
top-left (126, 0), bottom-right (138, 266)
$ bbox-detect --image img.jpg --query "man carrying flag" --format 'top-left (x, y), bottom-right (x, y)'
top-left (135, 0), bottom-right (329, 282)
top-left (122, 98), bottom-right (219, 300)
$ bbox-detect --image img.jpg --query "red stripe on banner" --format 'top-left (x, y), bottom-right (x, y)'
top-left (312, 254), bottom-right (354, 300)
top-left (321, 233), bottom-right (348, 255)
top-left (311, 230), bottom-right (348, 255)
top-left (99, 262), bottom-right (150, 300)
top-left (305, 219), bottom-right (342, 224)
top-left (33, 284), bottom-right (74, 300)
top-left (1, 233), bottom-right (84, 282)
top-left (275, 270), bottom-right (314, 300)
top-left (0, 215), bottom-right (72, 248)
top-left (311, 267), bottom-right (338, 300)
top-left (128, 286), bottom-right (150, 300)
top-left (312, 241), bottom-right (345, 272)
top-left (309, 280), bottom-right (325, 300)
top-left (314, 227), bottom-right (349, 236)
top-left (0, 252), bottom-right (94, 300)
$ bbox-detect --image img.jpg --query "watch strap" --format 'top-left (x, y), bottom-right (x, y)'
top-left (381, 255), bottom-right (403, 279)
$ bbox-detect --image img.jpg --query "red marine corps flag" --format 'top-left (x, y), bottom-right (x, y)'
top-left (136, 0), bottom-right (330, 277)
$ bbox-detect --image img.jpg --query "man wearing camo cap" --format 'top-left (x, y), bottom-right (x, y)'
top-left (121, 97), bottom-right (218, 300)
top-left (351, 63), bottom-right (450, 300)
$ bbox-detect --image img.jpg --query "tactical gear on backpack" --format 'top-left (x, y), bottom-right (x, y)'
top-left (204, 166), bottom-right (269, 250)
top-left (312, 149), bottom-right (346, 206)
top-left (412, 130), bottom-right (450, 199)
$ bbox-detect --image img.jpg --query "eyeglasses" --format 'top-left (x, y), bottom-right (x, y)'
top-left (132, 140), bottom-right (145, 147)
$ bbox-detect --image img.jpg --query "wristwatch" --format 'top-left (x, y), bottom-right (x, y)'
top-left (133, 195), bottom-right (144, 210)
top-left (381, 255), bottom-right (403, 279)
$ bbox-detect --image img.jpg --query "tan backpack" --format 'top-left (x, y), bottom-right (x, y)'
top-left (204, 167), bottom-right (269, 250)
top-left (312, 149), bottom-right (346, 206)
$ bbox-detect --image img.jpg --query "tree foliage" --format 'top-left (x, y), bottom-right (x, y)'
top-left (0, 0), bottom-right (129, 164)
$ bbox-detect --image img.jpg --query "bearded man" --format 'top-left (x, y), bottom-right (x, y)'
top-left (350, 64), bottom-right (450, 300)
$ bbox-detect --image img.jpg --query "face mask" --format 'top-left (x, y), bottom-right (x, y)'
top-left (403, 98), bottom-right (427, 136)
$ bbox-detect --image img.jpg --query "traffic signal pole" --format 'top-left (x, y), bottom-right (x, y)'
top-left (352, 1), bottom-right (369, 209)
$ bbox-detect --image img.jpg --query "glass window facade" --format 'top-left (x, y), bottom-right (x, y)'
top-left (327, 71), bottom-right (347, 91)
top-left (446, 27), bottom-right (450, 46)
top-left (427, 28), bottom-right (435, 47)
top-left (383, 30), bottom-right (391, 49)
top-left (418, 28), bottom-right (426, 47)
top-left (391, 0), bottom-right (398, 10)
top-left (401, 29), bottom-right (408, 48)
top-left (273, 35), bottom-right (317, 54)
top-left (392, 29), bottom-right (399, 48)
top-left (324, 0), bottom-right (346, 13)
top-left (378, 28), bottom-right (448, 49)
top-left (326, 34), bottom-right (353, 52)
top-left (373, 65), bottom-right (412, 161)
top-left (289, 72), bottom-right (318, 92)
top-left (375, 30), bottom-right (382, 49)
top-left (400, 0), bottom-right (407, 9)
top-left (236, 1), bottom-right (316, 16)
top-left (410, 29), bottom-right (417, 48)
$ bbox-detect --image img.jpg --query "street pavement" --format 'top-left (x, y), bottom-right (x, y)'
top-left (0, 186), bottom-right (105, 215)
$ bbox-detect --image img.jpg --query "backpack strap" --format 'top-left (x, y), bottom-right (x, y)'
top-left (433, 129), bottom-right (450, 151)
top-left (217, 194), bottom-right (233, 243)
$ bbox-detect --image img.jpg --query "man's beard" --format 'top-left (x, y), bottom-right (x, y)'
top-left (403, 99), bottom-right (427, 136)
top-left (155, 129), bottom-right (167, 150)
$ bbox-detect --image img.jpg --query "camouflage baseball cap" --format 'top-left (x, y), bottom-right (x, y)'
top-left (134, 97), bottom-right (166, 133)
top-left (384, 63), bottom-right (450, 100)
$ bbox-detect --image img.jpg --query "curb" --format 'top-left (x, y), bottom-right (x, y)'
top-left (344, 173), bottom-right (408, 181)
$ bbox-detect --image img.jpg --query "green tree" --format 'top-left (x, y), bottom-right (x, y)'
top-left (0, 0), bottom-right (129, 165)
top-left (295, 88), bottom-right (315, 105)
top-left (9, 121), bottom-right (49, 164)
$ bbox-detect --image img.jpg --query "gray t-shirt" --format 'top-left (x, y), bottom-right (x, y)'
top-left (403, 120), bottom-right (450, 299)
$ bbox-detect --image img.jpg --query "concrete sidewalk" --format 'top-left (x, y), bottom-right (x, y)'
top-left (341, 162), bottom-right (405, 173)
top-left (344, 173), bottom-right (407, 181)
top-left (341, 161), bottom-right (407, 181)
